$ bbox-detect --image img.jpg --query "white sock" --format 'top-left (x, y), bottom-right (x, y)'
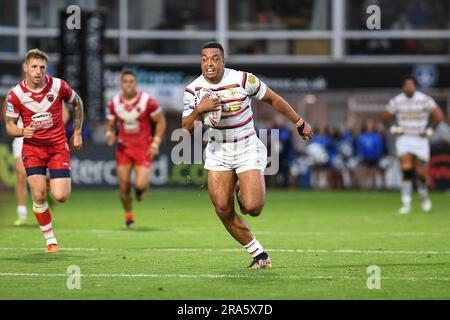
top-left (401, 180), bottom-right (412, 207)
top-left (40, 223), bottom-right (57, 246)
top-left (33, 202), bottom-right (57, 246)
top-left (17, 205), bottom-right (27, 219)
top-left (243, 238), bottom-right (264, 258)
top-left (416, 179), bottom-right (429, 200)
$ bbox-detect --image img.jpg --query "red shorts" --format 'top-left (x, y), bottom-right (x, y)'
top-left (22, 141), bottom-right (71, 179)
top-left (116, 143), bottom-right (151, 168)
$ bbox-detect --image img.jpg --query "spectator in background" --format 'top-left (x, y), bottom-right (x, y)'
top-left (408, 0), bottom-right (428, 29)
top-left (327, 125), bottom-right (343, 189)
top-left (342, 117), bottom-right (357, 147)
top-left (391, 13), bottom-right (415, 54)
top-left (391, 13), bottom-right (413, 30)
top-left (309, 122), bottom-right (332, 189)
top-left (338, 118), bottom-right (358, 189)
top-left (268, 115), bottom-right (296, 188)
top-left (356, 118), bottom-right (386, 189)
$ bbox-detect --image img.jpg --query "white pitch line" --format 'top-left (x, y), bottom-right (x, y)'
top-left (0, 272), bottom-right (347, 280)
top-left (58, 229), bottom-right (446, 237)
top-left (143, 248), bottom-right (450, 254)
top-left (0, 272), bottom-right (449, 282)
top-left (1, 247), bottom-right (450, 254)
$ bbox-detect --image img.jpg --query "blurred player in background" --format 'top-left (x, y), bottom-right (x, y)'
top-left (5, 94), bottom-right (70, 226)
top-left (182, 42), bottom-right (313, 269)
top-left (105, 70), bottom-right (166, 229)
top-left (4, 48), bottom-right (84, 253)
top-left (383, 75), bottom-right (444, 214)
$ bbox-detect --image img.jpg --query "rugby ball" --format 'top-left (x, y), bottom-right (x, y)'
top-left (196, 88), bottom-right (221, 127)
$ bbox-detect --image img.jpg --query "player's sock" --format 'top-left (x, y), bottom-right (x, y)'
top-left (416, 178), bottom-right (429, 200)
top-left (124, 211), bottom-right (135, 229)
top-left (17, 205), bottom-right (28, 219)
top-left (33, 202), bottom-right (57, 246)
top-left (400, 169), bottom-right (414, 209)
top-left (125, 212), bottom-right (134, 223)
top-left (417, 177), bottom-right (432, 212)
top-left (243, 237), bottom-right (264, 258)
top-left (135, 188), bottom-right (144, 202)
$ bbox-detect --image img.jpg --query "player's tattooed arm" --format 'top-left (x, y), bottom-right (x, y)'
top-left (71, 93), bottom-right (84, 132)
top-left (5, 116), bottom-right (35, 138)
top-left (70, 93), bottom-right (84, 150)
top-left (261, 87), bottom-right (313, 140)
top-left (5, 116), bottom-right (21, 137)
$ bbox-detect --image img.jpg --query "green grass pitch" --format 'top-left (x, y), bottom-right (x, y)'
top-left (0, 189), bottom-right (449, 299)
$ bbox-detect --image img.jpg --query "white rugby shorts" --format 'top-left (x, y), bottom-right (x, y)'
top-left (204, 134), bottom-right (267, 174)
top-left (395, 135), bottom-right (430, 161)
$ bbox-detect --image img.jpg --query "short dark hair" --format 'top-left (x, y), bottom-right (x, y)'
top-left (201, 41), bottom-right (224, 56)
top-left (403, 75), bottom-right (418, 86)
top-left (121, 69), bottom-right (136, 80)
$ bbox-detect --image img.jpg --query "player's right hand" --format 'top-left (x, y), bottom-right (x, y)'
top-left (197, 95), bottom-right (221, 114)
top-left (22, 124), bottom-right (35, 139)
top-left (389, 125), bottom-right (404, 136)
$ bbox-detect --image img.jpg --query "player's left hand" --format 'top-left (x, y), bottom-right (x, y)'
top-left (70, 131), bottom-right (83, 150)
top-left (419, 127), bottom-right (434, 138)
top-left (147, 143), bottom-right (159, 159)
top-left (297, 120), bottom-right (313, 141)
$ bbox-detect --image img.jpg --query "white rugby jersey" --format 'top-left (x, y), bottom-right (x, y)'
top-left (182, 68), bottom-right (267, 142)
top-left (386, 91), bottom-right (437, 136)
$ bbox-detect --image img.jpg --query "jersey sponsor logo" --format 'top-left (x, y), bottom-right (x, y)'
top-left (223, 102), bottom-right (242, 113)
top-left (124, 120), bottom-right (140, 133)
top-left (31, 112), bottom-right (54, 129)
top-left (248, 74), bottom-right (256, 84)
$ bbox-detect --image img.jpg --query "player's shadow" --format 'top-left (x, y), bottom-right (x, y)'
top-left (6, 225), bottom-right (38, 230)
top-left (2, 252), bottom-right (90, 264)
top-left (316, 262), bottom-right (450, 269)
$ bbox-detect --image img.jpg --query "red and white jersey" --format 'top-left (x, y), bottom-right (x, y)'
top-left (183, 68), bottom-right (267, 141)
top-left (106, 91), bottom-right (161, 147)
top-left (386, 91), bottom-right (438, 136)
top-left (6, 76), bottom-right (75, 146)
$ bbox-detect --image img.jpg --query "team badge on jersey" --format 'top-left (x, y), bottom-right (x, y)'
top-left (248, 74), bottom-right (256, 84)
top-left (47, 93), bottom-right (55, 102)
top-left (125, 104), bottom-right (135, 112)
top-left (228, 89), bottom-right (237, 97)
